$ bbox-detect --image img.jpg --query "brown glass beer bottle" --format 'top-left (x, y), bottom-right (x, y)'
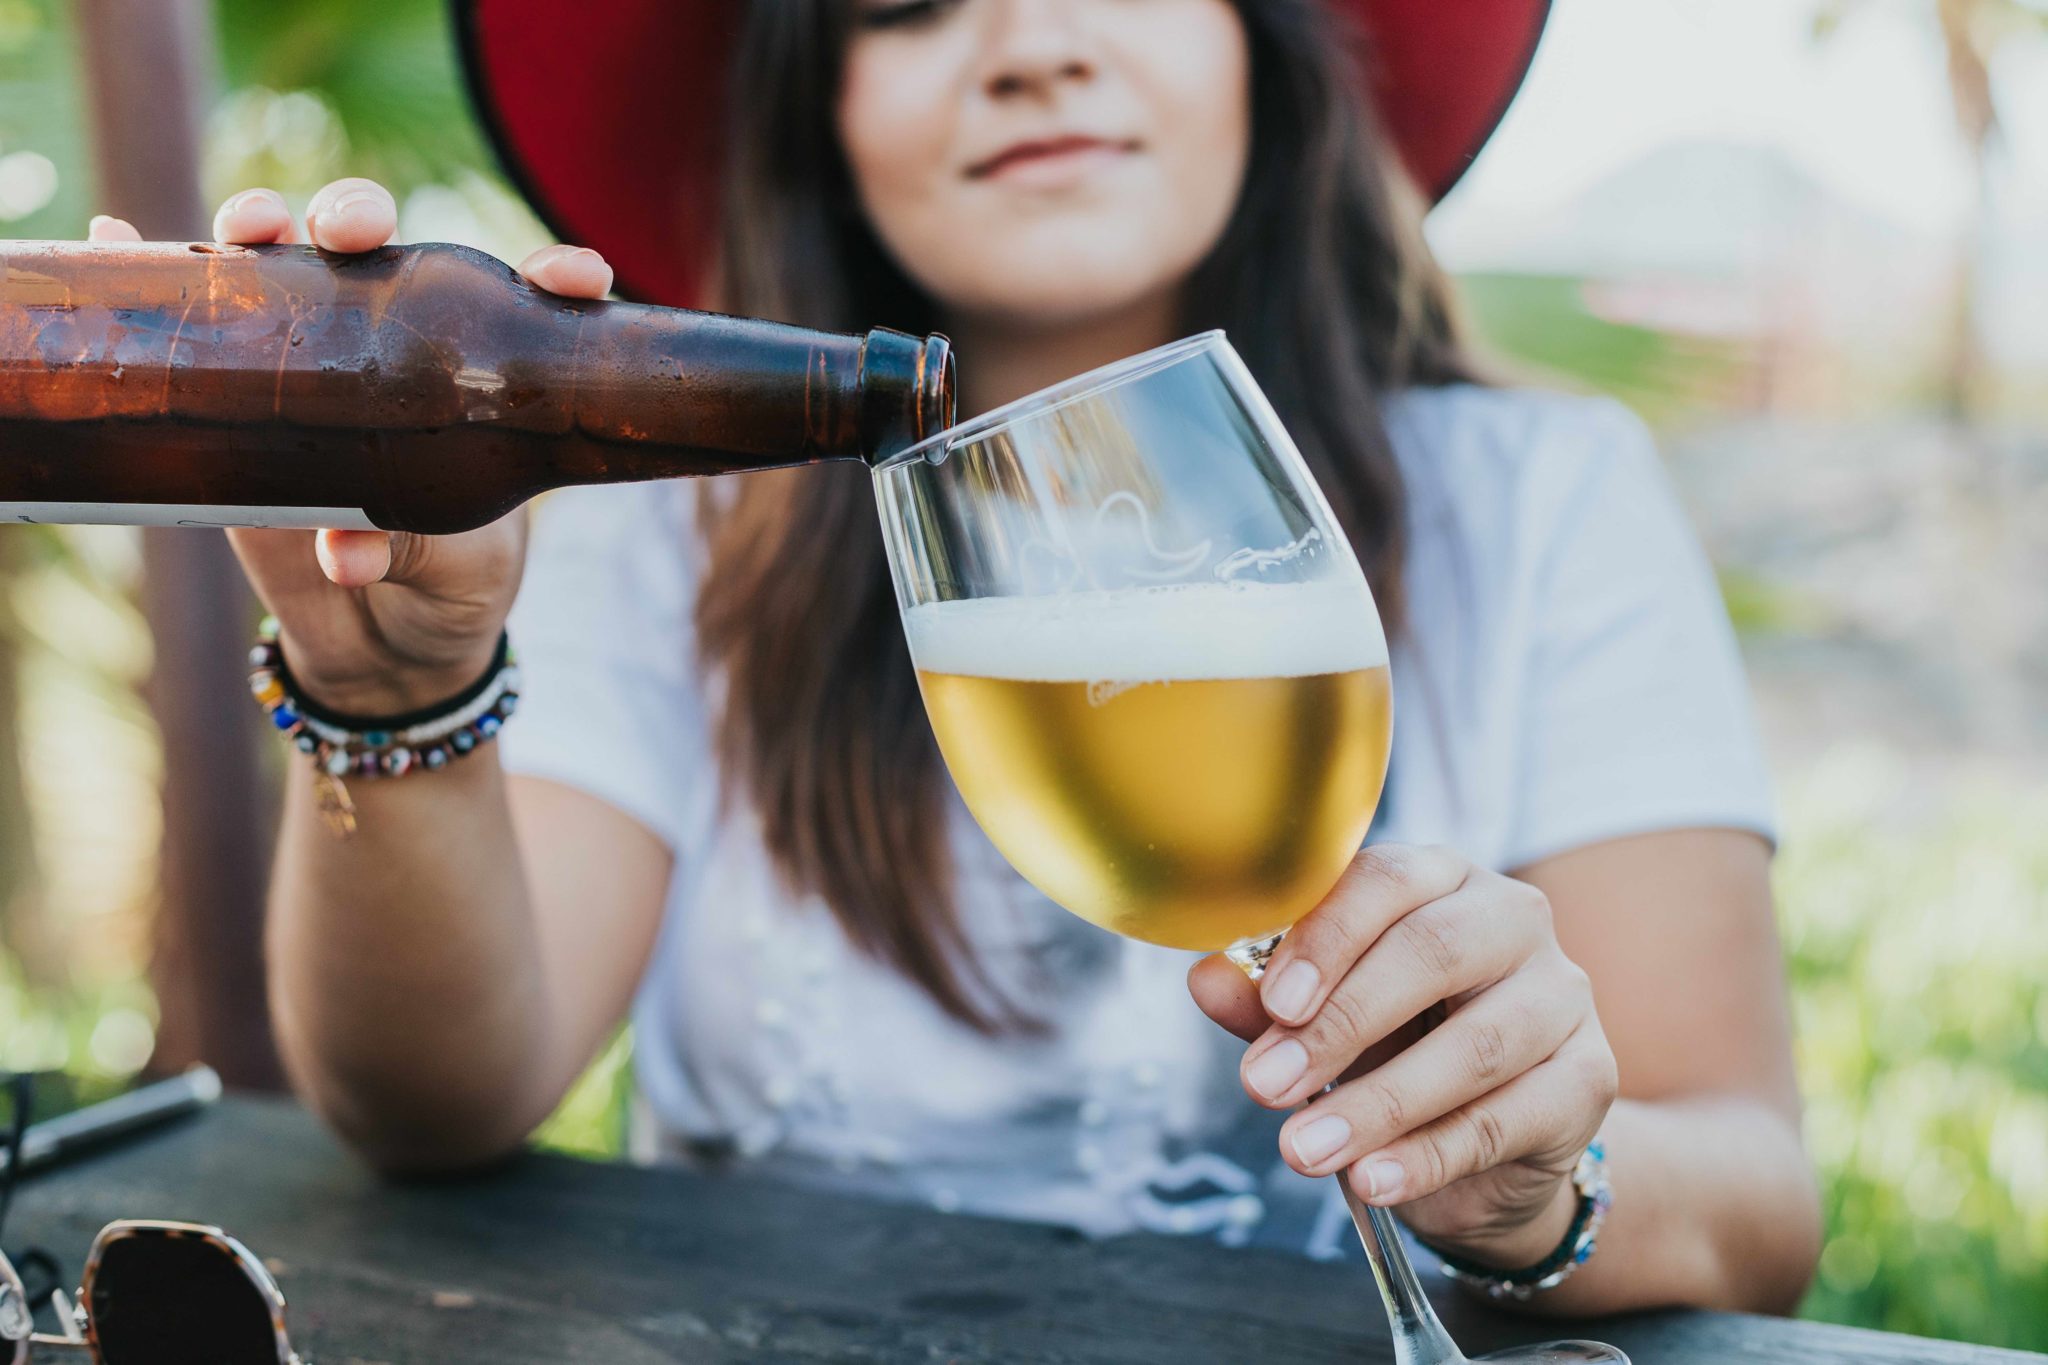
top-left (0, 240), bottom-right (955, 533)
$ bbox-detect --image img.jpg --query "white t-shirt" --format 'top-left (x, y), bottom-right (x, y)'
top-left (497, 383), bottom-right (1775, 1260)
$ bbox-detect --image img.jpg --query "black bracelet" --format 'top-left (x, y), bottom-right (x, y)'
top-left (268, 631), bottom-right (510, 732)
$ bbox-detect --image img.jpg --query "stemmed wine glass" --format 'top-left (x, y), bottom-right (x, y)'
top-left (872, 333), bottom-right (1625, 1365)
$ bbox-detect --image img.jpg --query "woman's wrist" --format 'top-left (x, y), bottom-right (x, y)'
top-left (279, 635), bottom-right (502, 718)
top-left (1417, 1171), bottom-right (1581, 1273)
top-left (1421, 1139), bottom-right (1615, 1304)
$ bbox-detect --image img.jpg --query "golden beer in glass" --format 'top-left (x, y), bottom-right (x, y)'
top-left (909, 583), bottom-right (1391, 950)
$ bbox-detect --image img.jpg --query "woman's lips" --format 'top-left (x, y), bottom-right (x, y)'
top-left (966, 135), bottom-right (1140, 185)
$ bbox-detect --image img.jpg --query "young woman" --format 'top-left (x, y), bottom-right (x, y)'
top-left (92, 0), bottom-right (1822, 1316)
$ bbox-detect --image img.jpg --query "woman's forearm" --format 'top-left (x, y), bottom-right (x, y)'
top-left (266, 750), bottom-right (561, 1173)
top-left (1501, 1094), bottom-right (1821, 1318)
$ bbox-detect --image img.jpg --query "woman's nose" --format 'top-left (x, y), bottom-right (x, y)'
top-left (978, 0), bottom-right (1096, 100)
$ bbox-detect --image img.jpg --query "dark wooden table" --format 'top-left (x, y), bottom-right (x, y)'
top-left (9, 1097), bottom-right (2038, 1363)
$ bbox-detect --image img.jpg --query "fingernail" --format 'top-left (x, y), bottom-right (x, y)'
top-left (1359, 1157), bottom-right (1405, 1203)
top-left (323, 190), bottom-right (385, 226)
top-left (225, 188), bottom-right (281, 215)
top-left (1263, 960), bottom-right (1319, 1021)
top-left (1291, 1114), bottom-right (1351, 1166)
top-left (1244, 1038), bottom-right (1307, 1101)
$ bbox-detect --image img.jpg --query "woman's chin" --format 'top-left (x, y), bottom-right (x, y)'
top-left (932, 259), bottom-right (1188, 334)
top-left (902, 207), bottom-right (1195, 307)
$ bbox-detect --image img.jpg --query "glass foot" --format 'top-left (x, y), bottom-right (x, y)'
top-left (1474, 1343), bottom-right (1629, 1363)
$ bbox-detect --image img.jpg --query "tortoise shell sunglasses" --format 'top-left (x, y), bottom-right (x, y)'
top-left (0, 1074), bottom-right (305, 1364)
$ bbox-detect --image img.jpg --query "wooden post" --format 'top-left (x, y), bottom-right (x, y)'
top-left (72, 0), bottom-right (285, 1090)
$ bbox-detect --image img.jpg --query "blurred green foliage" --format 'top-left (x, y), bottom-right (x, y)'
top-left (1717, 568), bottom-right (1831, 638)
top-left (1776, 751), bottom-right (2048, 1349)
top-left (211, 0), bottom-right (489, 192)
top-left (0, 963), bottom-right (157, 1082)
top-left (0, 0), bottom-right (89, 236)
top-left (1458, 273), bottom-right (1749, 428)
top-left (531, 1029), bottom-right (634, 1161)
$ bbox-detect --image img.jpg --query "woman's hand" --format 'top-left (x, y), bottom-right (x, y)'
top-left (86, 179), bottom-right (615, 716)
top-left (1189, 844), bottom-right (1620, 1270)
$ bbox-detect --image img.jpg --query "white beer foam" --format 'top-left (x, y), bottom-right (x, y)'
top-left (904, 580), bottom-right (1388, 682)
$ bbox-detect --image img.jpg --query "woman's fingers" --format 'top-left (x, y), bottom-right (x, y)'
top-left (516, 244), bottom-right (614, 299)
top-left (1258, 845), bottom-right (1469, 1026)
top-left (1239, 876), bottom-right (1554, 1107)
top-left (304, 177), bottom-right (398, 254)
top-left (1273, 958), bottom-right (1586, 1178)
top-left (1201, 840), bottom-right (1618, 1249)
top-left (213, 188), bottom-right (297, 245)
top-left (1345, 1025), bottom-right (1617, 1208)
top-left (87, 214), bottom-right (142, 242)
top-left (314, 529), bottom-right (394, 588)
top-left (1186, 954), bottom-right (1268, 1043)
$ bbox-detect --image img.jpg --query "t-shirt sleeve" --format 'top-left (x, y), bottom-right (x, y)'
top-left (496, 481), bottom-right (711, 857)
top-left (1499, 401), bottom-right (1776, 870)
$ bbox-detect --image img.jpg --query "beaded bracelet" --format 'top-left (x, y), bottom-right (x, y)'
top-left (1427, 1137), bottom-right (1611, 1303)
top-left (248, 618), bottom-right (520, 835)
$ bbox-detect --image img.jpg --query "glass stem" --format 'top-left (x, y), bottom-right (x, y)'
top-left (1226, 932), bottom-right (1467, 1365)
top-left (1339, 1170), bottom-right (1469, 1365)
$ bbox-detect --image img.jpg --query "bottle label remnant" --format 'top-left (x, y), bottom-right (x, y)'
top-left (0, 501), bottom-right (377, 530)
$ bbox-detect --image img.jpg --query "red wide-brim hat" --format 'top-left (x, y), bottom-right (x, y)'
top-left (455, 1), bottom-right (1549, 308)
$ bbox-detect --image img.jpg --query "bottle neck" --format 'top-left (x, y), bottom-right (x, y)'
top-left (563, 304), bottom-right (952, 473)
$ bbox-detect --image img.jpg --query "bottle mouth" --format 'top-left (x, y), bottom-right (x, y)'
top-left (920, 333), bottom-right (957, 444)
top-left (859, 328), bottom-right (957, 465)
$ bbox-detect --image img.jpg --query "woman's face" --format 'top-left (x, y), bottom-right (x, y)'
top-left (838, 0), bottom-right (1251, 331)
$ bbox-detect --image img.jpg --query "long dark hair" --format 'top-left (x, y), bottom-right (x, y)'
top-left (695, 0), bottom-right (1477, 1030)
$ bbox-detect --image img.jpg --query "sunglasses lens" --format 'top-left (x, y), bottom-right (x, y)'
top-left (90, 1233), bottom-right (280, 1364)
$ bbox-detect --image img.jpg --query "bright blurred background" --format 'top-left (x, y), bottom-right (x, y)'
top-left (0, 0), bottom-right (2044, 1349)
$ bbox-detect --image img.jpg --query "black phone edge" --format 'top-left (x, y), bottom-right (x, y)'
top-left (0, 1066), bottom-right (222, 1178)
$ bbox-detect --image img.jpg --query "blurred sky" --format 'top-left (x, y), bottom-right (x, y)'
top-left (1438, 0), bottom-right (2046, 239)
top-left (1431, 0), bottom-right (2048, 367)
